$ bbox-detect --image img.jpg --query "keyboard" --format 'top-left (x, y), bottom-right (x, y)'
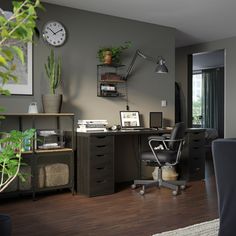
top-left (121, 127), bottom-right (157, 131)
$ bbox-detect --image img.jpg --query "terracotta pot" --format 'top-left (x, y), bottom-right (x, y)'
top-left (103, 51), bottom-right (112, 64)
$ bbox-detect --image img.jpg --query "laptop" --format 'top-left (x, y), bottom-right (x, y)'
top-left (120, 111), bottom-right (155, 130)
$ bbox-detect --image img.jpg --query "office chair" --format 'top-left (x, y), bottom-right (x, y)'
top-left (131, 122), bottom-right (186, 195)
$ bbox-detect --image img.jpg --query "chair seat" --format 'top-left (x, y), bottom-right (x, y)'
top-left (141, 150), bottom-right (178, 165)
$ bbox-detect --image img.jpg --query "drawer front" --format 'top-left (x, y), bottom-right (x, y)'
top-left (189, 163), bottom-right (205, 181)
top-left (90, 136), bottom-right (114, 155)
top-left (189, 138), bottom-right (205, 147)
top-left (188, 131), bottom-right (205, 141)
top-left (189, 146), bottom-right (205, 156)
top-left (90, 160), bottom-right (113, 179)
top-left (90, 144), bottom-right (113, 155)
top-left (90, 135), bottom-right (113, 147)
top-left (90, 153), bottom-right (113, 166)
top-left (89, 176), bottom-right (114, 196)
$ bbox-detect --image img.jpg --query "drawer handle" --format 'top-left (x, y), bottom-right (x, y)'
top-left (96, 136), bottom-right (106, 139)
top-left (96, 154), bottom-right (104, 157)
top-left (96, 167), bottom-right (105, 170)
top-left (193, 147), bottom-right (199, 149)
top-left (96, 145), bottom-right (106, 148)
top-left (194, 157), bottom-right (199, 160)
top-left (195, 168), bottom-right (200, 171)
top-left (193, 140), bottom-right (200, 142)
top-left (96, 180), bottom-right (106, 184)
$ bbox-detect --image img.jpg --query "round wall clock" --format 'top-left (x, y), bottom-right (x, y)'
top-left (42, 21), bottom-right (67, 47)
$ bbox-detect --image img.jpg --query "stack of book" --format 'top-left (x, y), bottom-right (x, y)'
top-left (77, 120), bottom-right (108, 132)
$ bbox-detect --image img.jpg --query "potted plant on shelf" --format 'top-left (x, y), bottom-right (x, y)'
top-left (0, 1), bottom-right (42, 235)
top-left (97, 41), bottom-right (131, 64)
top-left (42, 49), bottom-right (62, 113)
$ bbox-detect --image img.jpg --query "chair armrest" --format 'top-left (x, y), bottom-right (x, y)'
top-left (161, 139), bottom-right (184, 143)
top-left (148, 138), bottom-right (184, 166)
top-left (148, 136), bottom-right (166, 141)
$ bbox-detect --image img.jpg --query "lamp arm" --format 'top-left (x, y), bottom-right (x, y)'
top-left (124, 49), bottom-right (156, 80)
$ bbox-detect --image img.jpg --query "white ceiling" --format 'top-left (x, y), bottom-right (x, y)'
top-left (42, 0), bottom-right (236, 47)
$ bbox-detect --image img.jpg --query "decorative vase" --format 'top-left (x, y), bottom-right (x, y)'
top-left (0, 214), bottom-right (11, 236)
top-left (103, 51), bottom-right (112, 64)
top-left (42, 94), bottom-right (62, 113)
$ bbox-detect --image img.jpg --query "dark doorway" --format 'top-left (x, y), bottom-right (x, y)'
top-left (188, 49), bottom-right (225, 138)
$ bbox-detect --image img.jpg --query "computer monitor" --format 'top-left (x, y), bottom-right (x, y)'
top-left (149, 112), bottom-right (163, 129)
top-left (120, 111), bottom-right (141, 128)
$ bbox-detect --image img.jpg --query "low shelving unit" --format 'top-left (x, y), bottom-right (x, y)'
top-left (0, 113), bottom-right (75, 199)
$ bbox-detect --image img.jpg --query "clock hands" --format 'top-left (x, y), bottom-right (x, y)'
top-left (54, 29), bottom-right (63, 34)
top-left (47, 28), bottom-right (62, 35)
top-left (47, 27), bottom-right (55, 34)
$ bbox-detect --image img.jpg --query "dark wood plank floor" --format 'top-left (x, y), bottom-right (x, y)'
top-left (0, 159), bottom-right (218, 236)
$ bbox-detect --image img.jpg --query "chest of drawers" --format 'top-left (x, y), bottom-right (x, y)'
top-left (77, 133), bottom-right (114, 197)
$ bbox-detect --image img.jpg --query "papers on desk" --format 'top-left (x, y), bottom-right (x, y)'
top-left (77, 120), bottom-right (108, 132)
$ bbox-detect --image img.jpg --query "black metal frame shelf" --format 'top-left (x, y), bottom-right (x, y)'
top-left (97, 64), bottom-right (127, 98)
top-left (0, 113), bottom-right (75, 200)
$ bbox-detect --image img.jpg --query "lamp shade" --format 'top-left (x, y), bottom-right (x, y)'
top-left (155, 58), bottom-right (168, 73)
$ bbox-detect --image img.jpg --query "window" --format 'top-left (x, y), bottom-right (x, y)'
top-left (192, 73), bottom-right (202, 126)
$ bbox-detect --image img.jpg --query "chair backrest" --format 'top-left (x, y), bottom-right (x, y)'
top-left (169, 122), bottom-right (185, 150)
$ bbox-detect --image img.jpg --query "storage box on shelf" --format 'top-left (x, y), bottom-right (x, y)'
top-left (36, 129), bottom-right (65, 150)
top-left (0, 113), bottom-right (75, 199)
top-left (97, 64), bottom-right (126, 97)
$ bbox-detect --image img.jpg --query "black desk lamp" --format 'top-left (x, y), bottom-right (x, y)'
top-left (124, 50), bottom-right (168, 110)
top-left (124, 49), bottom-right (168, 81)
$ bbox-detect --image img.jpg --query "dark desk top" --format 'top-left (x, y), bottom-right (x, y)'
top-left (76, 128), bottom-right (171, 137)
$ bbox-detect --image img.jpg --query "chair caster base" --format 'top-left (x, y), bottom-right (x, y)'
top-left (131, 184), bottom-right (136, 189)
top-left (180, 185), bottom-right (186, 190)
top-left (140, 189), bottom-right (145, 195)
top-left (172, 190), bottom-right (179, 196)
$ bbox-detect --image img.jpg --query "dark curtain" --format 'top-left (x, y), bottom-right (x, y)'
top-left (202, 67), bottom-right (224, 137)
top-left (175, 82), bottom-right (181, 123)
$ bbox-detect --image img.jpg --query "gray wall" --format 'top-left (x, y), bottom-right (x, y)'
top-left (1, 3), bottom-right (175, 127)
top-left (176, 36), bottom-right (236, 138)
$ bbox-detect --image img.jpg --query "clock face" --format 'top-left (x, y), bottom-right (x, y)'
top-left (42, 21), bottom-right (66, 46)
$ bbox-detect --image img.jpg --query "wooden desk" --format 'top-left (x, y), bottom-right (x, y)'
top-left (76, 129), bottom-right (168, 197)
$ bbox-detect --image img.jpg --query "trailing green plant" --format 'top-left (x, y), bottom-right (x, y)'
top-left (0, 129), bottom-right (35, 192)
top-left (0, 1), bottom-right (42, 192)
top-left (97, 41), bottom-right (131, 64)
top-left (44, 49), bottom-right (62, 94)
top-left (0, 0), bottom-right (43, 96)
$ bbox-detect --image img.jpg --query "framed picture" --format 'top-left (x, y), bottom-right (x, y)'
top-left (1, 42), bottom-right (33, 95)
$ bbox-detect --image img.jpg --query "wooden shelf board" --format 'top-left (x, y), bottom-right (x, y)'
top-left (22, 151), bottom-right (33, 154)
top-left (0, 113), bottom-right (74, 116)
top-left (99, 80), bottom-right (126, 83)
top-left (35, 148), bottom-right (73, 153)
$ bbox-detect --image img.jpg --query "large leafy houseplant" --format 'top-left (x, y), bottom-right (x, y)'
top-left (0, 0), bottom-right (42, 193)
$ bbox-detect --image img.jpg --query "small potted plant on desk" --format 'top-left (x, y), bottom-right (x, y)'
top-left (42, 49), bottom-right (62, 113)
top-left (0, 0), bottom-right (42, 235)
top-left (97, 41), bottom-right (131, 65)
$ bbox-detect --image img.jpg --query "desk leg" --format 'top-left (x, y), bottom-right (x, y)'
top-left (138, 135), bottom-right (142, 179)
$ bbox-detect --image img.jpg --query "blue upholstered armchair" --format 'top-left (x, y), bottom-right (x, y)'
top-left (212, 139), bottom-right (236, 236)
